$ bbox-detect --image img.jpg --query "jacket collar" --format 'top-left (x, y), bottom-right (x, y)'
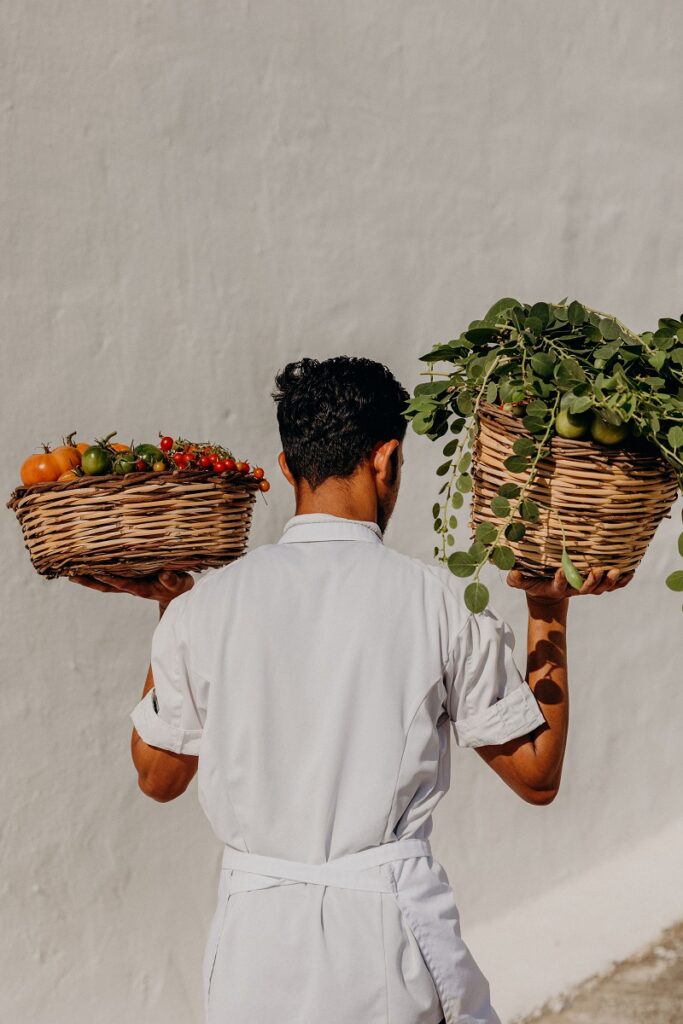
top-left (277, 512), bottom-right (384, 545)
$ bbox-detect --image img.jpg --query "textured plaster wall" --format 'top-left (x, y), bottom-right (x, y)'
top-left (1, 2), bottom-right (682, 1021)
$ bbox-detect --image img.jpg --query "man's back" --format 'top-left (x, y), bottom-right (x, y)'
top-left (139, 512), bottom-right (543, 1023)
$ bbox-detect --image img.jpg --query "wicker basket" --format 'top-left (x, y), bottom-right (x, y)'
top-left (6, 469), bottom-right (261, 580)
top-left (471, 403), bottom-right (679, 577)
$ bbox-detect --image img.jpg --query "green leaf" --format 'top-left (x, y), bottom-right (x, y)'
top-left (567, 300), bottom-right (586, 326)
top-left (490, 545), bottom-right (516, 570)
top-left (567, 394), bottom-right (593, 415)
top-left (665, 571), bottom-right (683, 592)
top-left (512, 437), bottom-right (537, 457)
top-left (530, 352), bottom-right (555, 378)
top-left (504, 454), bottom-right (531, 474)
top-left (593, 342), bottom-right (620, 360)
top-left (505, 522), bottom-right (526, 542)
top-left (667, 426), bottom-right (683, 450)
top-left (498, 482), bottom-right (521, 498)
top-left (522, 416), bottom-right (547, 435)
top-left (447, 551), bottom-right (478, 578)
top-left (449, 516), bottom-right (458, 529)
top-left (561, 548), bottom-right (585, 590)
top-left (525, 317), bottom-right (543, 336)
top-left (458, 451), bottom-right (472, 472)
top-left (526, 399), bottom-right (548, 418)
top-left (529, 302), bottom-right (550, 326)
top-left (451, 492), bottom-right (464, 509)
top-left (678, 532), bottom-right (683, 557)
top-left (671, 348), bottom-right (683, 365)
top-left (419, 343), bottom-right (459, 363)
top-left (432, 502), bottom-right (440, 519)
top-left (456, 392), bottom-right (474, 416)
top-left (442, 438), bottom-right (459, 456)
top-left (483, 297), bottom-right (524, 323)
top-left (476, 521), bottom-right (499, 544)
top-left (436, 460), bottom-right (451, 476)
top-left (599, 318), bottom-right (620, 340)
top-left (412, 413), bottom-right (436, 435)
top-left (464, 581), bottom-right (490, 614)
top-left (491, 496), bottom-right (511, 516)
top-left (486, 381), bottom-right (498, 404)
top-left (469, 541), bottom-right (488, 563)
top-left (520, 499), bottom-right (540, 522)
top-left (555, 358), bottom-right (586, 388)
top-left (456, 474), bottom-right (472, 493)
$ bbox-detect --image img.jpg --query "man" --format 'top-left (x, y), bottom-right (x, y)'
top-left (72, 356), bottom-right (630, 1024)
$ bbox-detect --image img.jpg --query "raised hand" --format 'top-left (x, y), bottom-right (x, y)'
top-left (68, 569), bottom-right (194, 603)
top-left (507, 565), bottom-right (633, 602)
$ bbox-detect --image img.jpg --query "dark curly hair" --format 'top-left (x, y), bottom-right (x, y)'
top-left (271, 357), bottom-right (410, 489)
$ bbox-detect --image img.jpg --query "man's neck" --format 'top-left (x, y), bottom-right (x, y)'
top-left (293, 483), bottom-right (379, 526)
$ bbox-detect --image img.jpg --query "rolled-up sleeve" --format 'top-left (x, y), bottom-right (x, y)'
top-left (130, 592), bottom-right (207, 756)
top-left (445, 607), bottom-right (546, 747)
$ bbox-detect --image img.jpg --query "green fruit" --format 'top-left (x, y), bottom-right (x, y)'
top-left (590, 414), bottom-right (629, 446)
top-left (113, 453), bottom-right (137, 475)
top-left (133, 443), bottom-right (164, 465)
top-left (555, 409), bottom-right (591, 440)
top-left (81, 446), bottom-right (113, 475)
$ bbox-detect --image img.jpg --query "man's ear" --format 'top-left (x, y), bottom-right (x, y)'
top-left (278, 451), bottom-right (296, 487)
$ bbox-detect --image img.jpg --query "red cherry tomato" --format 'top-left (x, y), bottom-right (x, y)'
top-left (235, 461), bottom-right (249, 473)
top-left (199, 455), bottom-right (212, 469)
top-left (135, 458), bottom-right (147, 471)
top-left (258, 479), bottom-right (270, 491)
top-left (174, 453), bottom-right (189, 470)
top-left (223, 458), bottom-right (236, 472)
top-left (213, 459), bottom-right (227, 473)
top-left (160, 436), bottom-right (173, 452)
top-left (252, 467), bottom-right (265, 480)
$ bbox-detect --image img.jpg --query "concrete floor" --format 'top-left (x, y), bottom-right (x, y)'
top-left (519, 921), bottom-right (683, 1024)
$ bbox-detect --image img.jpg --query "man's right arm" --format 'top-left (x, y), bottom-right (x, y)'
top-left (474, 567), bottom-right (631, 805)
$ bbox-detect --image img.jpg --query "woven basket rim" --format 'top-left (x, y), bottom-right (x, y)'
top-left (477, 402), bottom-right (679, 477)
top-left (6, 468), bottom-right (262, 511)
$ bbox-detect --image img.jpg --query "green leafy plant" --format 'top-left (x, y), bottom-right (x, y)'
top-left (403, 298), bottom-right (683, 613)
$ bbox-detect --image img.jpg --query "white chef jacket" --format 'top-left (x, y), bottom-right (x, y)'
top-left (130, 512), bottom-right (546, 1024)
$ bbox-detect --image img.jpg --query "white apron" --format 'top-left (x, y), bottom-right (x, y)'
top-left (203, 837), bottom-right (501, 1024)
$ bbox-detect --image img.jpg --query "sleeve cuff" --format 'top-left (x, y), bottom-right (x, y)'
top-left (452, 681), bottom-right (546, 748)
top-left (130, 688), bottom-right (203, 756)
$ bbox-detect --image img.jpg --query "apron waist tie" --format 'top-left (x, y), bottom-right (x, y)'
top-left (221, 837), bottom-right (432, 894)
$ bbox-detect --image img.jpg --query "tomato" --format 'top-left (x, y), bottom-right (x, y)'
top-left (48, 444), bottom-right (81, 476)
top-left (57, 468), bottom-right (81, 482)
top-left (134, 444), bottom-right (164, 465)
top-left (21, 451), bottom-right (60, 485)
top-left (135, 458), bottom-right (148, 471)
top-left (555, 410), bottom-right (591, 440)
top-left (160, 436), bottom-right (174, 452)
top-left (113, 453), bottom-right (137, 475)
top-left (111, 443), bottom-right (130, 452)
top-left (81, 446), bottom-right (113, 476)
top-left (152, 460), bottom-right (166, 472)
top-left (235, 461), bottom-right (249, 473)
top-left (199, 455), bottom-right (212, 469)
top-left (258, 479), bottom-right (270, 492)
top-left (223, 458), bottom-right (236, 472)
top-left (252, 467), bottom-right (265, 480)
top-left (213, 459), bottom-right (227, 473)
top-left (76, 442), bottom-right (90, 455)
top-left (174, 453), bottom-right (189, 470)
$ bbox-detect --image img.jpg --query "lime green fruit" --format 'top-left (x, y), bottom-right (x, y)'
top-left (590, 414), bottom-right (629, 446)
top-left (554, 409), bottom-right (591, 440)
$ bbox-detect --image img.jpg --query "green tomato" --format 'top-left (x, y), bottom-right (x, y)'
top-left (555, 409), bottom-right (591, 440)
top-left (590, 414), bottom-right (629, 446)
top-left (113, 453), bottom-right (138, 475)
top-left (133, 443), bottom-right (165, 466)
top-left (81, 446), bottom-right (113, 475)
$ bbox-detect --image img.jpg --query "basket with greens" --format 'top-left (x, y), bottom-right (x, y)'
top-left (405, 298), bottom-right (683, 613)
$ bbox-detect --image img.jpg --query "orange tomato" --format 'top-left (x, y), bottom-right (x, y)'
top-left (76, 443), bottom-right (90, 455)
top-left (50, 444), bottom-right (82, 475)
top-left (20, 450), bottom-right (62, 486)
top-left (111, 443), bottom-right (130, 452)
top-left (57, 468), bottom-right (81, 482)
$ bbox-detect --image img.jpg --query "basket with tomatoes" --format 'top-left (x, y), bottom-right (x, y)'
top-left (7, 431), bottom-right (271, 580)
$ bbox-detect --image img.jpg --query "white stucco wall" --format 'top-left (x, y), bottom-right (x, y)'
top-left (2, 2), bottom-right (682, 1021)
